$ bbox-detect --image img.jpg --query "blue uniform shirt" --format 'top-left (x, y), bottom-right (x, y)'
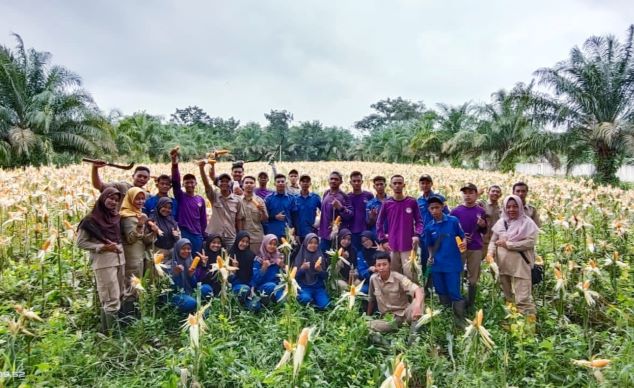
top-left (265, 192), bottom-right (297, 238)
top-left (417, 192), bottom-right (449, 227)
top-left (293, 192), bottom-right (321, 238)
top-left (423, 214), bottom-right (465, 273)
top-left (365, 196), bottom-right (389, 236)
top-left (144, 194), bottom-right (178, 218)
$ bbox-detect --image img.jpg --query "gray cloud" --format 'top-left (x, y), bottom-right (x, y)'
top-left (1, 0), bottom-right (632, 127)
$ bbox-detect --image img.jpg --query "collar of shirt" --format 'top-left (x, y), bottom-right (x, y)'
top-left (433, 214), bottom-right (449, 224)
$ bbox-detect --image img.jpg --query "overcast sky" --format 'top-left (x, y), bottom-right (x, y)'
top-left (1, 0), bottom-right (633, 128)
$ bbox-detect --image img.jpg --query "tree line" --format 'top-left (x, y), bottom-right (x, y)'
top-left (1, 26), bottom-right (634, 184)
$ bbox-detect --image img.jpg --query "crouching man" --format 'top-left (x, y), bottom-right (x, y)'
top-left (366, 252), bottom-right (424, 333)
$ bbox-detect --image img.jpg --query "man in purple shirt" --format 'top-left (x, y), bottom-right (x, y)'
top-left (170, 150), bottom-right (207, 256)
top-left (450, 183), bottom-right (488, 309)
top-left (376, 175), bottom-right (424, 282)
top-left (347, 171), bottom-right (374, 251)
top-left (318, 171), bottom-right (353, 252)
top-left (255, 171), bottom-right (274, 200)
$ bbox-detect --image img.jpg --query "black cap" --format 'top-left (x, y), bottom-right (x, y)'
top-left (460, 183), bottom-right (478, 192)
top-left (427, 195), bottom-right (444, 206)
top-left (217, 173), bottom-right (231, 181)
top-left (299, 174), bottom-right (311, 181)
top-left (257, 171), bottom-right (269, 178)
top-left (419, 174), bottom-right (433, 183)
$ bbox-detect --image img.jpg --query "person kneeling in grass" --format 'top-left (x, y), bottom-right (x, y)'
top-left (294, 233), bottom-right (330, 310)
top-left (252, 234), bottom-right (286, 303)
top-left (336, 228), bottom-right (361, 291)
top-left (227, 231), bottom-right (261, 312)
top-left (367, 252), bottom-right (424, 333)
top-left (168, 238), bottom-right (213, 314)
top-left (424, 195), bottom-right (467, 327)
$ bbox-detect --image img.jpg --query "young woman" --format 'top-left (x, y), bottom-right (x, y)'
top-left (150, 197), bottom-right (180, 257)
top-left (228, 231), bottom-right (260, 311)
top-left (252, 234), bottom-right (285, 302)
top-left (193, 233), bottom-right (224, 296)
top-left (488, 195), bottom-right (539, 318)
top-left (336, 228), bottom-right (360, 290)
top-left (357, 230), bottom-right (378, 294)
top-left (76, 187), bottom-right (125, 332)
top-left (120, 187), bottom-right (158, 310)
top-left (295, 233), bottom-right (330, 309)
top-left (168, 238), bottom-right (212, 313)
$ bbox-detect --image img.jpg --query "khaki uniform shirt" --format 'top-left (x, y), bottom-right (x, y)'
top-left (524, 204), bottom-right (541, 228)
top-left (368, 271), bottom-right (420, 317)
top-left (482, 200), bottom-right (501, 246)
top-left (76, 229), bottom-right (125, 270)
top-left (487, 230), bottom-right (536, 279)
top-left (205, 187), bottom-right (245, 240)
top-left (242, 195), bottom-right (268, 244)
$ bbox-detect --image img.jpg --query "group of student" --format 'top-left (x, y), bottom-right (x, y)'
top-left (76, 151), bottom-right (542, 334)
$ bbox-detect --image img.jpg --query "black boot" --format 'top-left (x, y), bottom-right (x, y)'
top-left (452, 300), bottom-right (467, 329)
top-left (118, 299), bottom-right (137, 327)
top-left (467, 285), bottom-right (477, 310)
top-left (438, 295), bottom-right (451, 308)
top-left (100, 308), bottom-right (118, 334)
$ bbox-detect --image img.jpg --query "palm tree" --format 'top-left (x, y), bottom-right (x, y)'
top-left (0, 34), bottom-right (114, 167)
top-left (527, 25), bottom-right (634, 184)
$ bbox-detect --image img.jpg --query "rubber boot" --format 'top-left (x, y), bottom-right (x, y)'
top-left (118, 299), bottom-right (137, 327)
top-left (452, 300), bottom-right (467, 329)
top-left (100, 308), bottom-right (118, 334)
top-left (438, 295), bottom-right (451, 308)
top-left (467, 285), bottom-right (477, 311)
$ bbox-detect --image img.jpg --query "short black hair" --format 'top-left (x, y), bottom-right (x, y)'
top-left (375, 251), bottom-right (391, 263)
top-left (134, 166), bottom-right (150, 174)
top-left (372, 176), bottom-right (386, 183)
top-left (489, 184), bottom-right (502, 191)
top-left (512, 182), bottom-right (528, 192)
top-left (329, 171), bottom-right (343, 180)
top-left (350, 171), bottom-right (363, 179)
top-left (183, 173), bottom-right (196, 181)
top-left (231, 161), bottom-right (244, 171)
top-left (390, 174), bottom-right (404, 182)
top-left (242, 175), bottom-right (256, 183)
top-left (289, 169), bottom-right (298, 175)
top-left (274, 173), bottom-right (286, 181)
top-left (156, 174), bottom-right (171, 183)
top-left (299, 174), bottom-right (311, 182)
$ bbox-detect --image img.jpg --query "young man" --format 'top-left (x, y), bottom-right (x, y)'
top-left (318, 171), bottom-right (353, 252)
top-left (347, 171), bottom-right (374, 251)
top-left (424, 196), bottom-right (467, 325)
top-left (91, 161), bottom-right (150, 198)
top-left (286, 169), bottom-right (301, 195)
top-left (512, 182), bottom-right (541, 227)
top-left (255, 171), bottom-right (274, 200)
top-left (366, 176), bottom-right (389, 239)
top-left (241, 175), bottom-right (268, 253)
top-left (292, 174), bottom-right (321, 243)
top-left (230, 161), bottom-right (245, 196)
top-left (450, 183), bottom-right (488, 309)
top-left (143, 174), bottom-right (178, 218)
top-left (367, 252), bottom-right (424, 333)
top-left (376, 175), bottom-right (424, 282)
top-left (479, 185), bottom-right (502, 257)
top-left (171, 151), bottom-right (207, 255)
top-left (416, 174), bottom-right (449, 279)
top-left (264, 174), bottom-right (297, 240)
top-left (200, 161), bottom-right (245, 249)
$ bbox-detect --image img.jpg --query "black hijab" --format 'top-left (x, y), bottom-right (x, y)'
top-left (337, 228), bottom-right (357, 280)
top-left (294, 233), bottom-right (326, 286)
top-left (228, 231), bottom-right (255, 284)
top-left (203, 233), bottom-right (224, 266)
top-left (360, 230), bottom-right (378, 267)
top-left (79, 187), bottom-right (121, 243)
top-left (150, 197), bottom-right (179, 249)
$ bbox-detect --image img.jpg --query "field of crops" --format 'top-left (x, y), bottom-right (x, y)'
top-left (0, 161), bottom-right (633, 387)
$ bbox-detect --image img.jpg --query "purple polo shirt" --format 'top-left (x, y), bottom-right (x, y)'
top-left (347, 191), bottom-right (374, 233)
top-left (450, 205), bottom-right (487, 250)
top-left (172, 164), bottom-right (207, 236)
top-left (318, 189), bottom-right (353, 240)
top-left (255, 187), bottom-right (274, 200)
top-left (376, 196), bottom-right (423, 251)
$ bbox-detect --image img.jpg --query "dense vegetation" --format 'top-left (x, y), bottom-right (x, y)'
top-left (1, 27), bottom-right (634, 183)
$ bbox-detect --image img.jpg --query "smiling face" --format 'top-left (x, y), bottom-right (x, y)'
top-left (238, 236), bottom-right (250, 250)
top-left (183, 177), bottom-right (197, 194)
top-left (419, 179), bottom-right (432, 194)
top-left (340, 235), bottom-right (351, 248)
top-left (159, 202), bottom-right (172, 217)
top-left (104, 193), bottom-right (120, 210)
top-left (266, 238), bottom-right (278, 254)
top-left (232, 167), bottom-right (244, 183)
top-left (218, 177), bottom-right (231, 192)
top-left (179, 243), bottom-right (192, 260)
top-left (258, 174), bottom-right (269, 187)
top-left (133, 192), bottom-right (146, 209)
top-left (361, 236), bottom-right (373, 249)
top-left (132, 170), bottom-right (150, 188)
top-left (307, 237), bottom-right (319, 253)
top-left (506, 198), bottom-right (520, 219)
top-left (208, 237), bottom-right (222, 252)
top-left (275, 177), bottom-right (286, 193)
top-left (489, 186), bottom-right (502, 202)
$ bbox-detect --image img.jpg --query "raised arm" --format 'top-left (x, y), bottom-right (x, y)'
top-left (91, 161), bottom-right (107, 192)
top-left (197, 160), bottom-right (213, 193)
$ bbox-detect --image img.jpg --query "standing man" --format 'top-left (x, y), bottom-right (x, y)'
top-left (450, 183), bottom-right (488, 309)
top-left (171, 151), bottom-right (207, 256)
top-left (318, 171), bottom-right (353, 252)
top-left (230, 161), bottom-right (245, 196)
top-left (286, 169), bottom-right (301, 195)
top-left (91, 162), bottom-right (150, 198)
top-left (416, 174), bottom-right (449, 282)
top-left (479, 185), bottom-right (502, 258)
top-left (144, 174), bottom-right (178, 218)
top-left (366, 176), bottom-right (389, 239)
top-left (347, 171), bottom-right (374, 251)
top-left (376, 175), bottom-right (424, 282)
top-left (200, 161), bottom-right (245, 249)
top-left (241, 175), bottom-right (268, 254)
top-left (512, 182), bottom-right (541, 227)
top-left (264, 174), bottom-right (296, 240)
top-left (255, 171), bottom-right (274, 200)
top-left (293, 174), bottom-right (321, 243)
top-left (367, 252), bottom-right (424, 333)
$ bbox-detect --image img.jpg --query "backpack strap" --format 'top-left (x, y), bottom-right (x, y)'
top-left (503, 220), bottom-right (530, 265)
